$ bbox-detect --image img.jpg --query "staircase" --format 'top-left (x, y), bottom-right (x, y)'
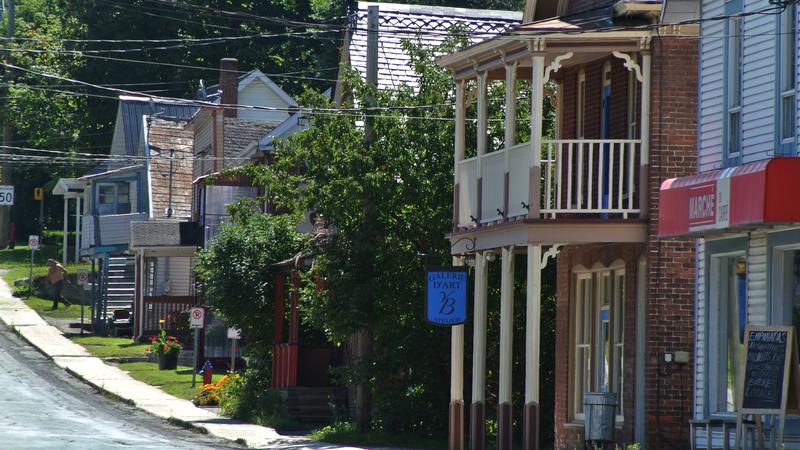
top-left (282, 387), bottom-right (348, 424)
top-left (104, 256), bottom-right (135, 313)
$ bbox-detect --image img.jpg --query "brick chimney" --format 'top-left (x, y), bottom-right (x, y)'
top-left (220, 58), bottom-right (238, 118)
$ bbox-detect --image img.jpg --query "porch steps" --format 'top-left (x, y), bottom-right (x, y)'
top-left (281, 387), bottom-right (347, 423)
top-left (105, 256), bottom-right (135, 313)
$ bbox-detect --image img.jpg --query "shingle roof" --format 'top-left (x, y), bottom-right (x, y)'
top-left (223, 118), bottom-right (283, 161)
top-left (349, 1), bottom-right (521, 91)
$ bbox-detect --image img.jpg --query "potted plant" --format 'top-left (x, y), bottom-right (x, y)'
top-left (146, 329), bottom-right (182, 370)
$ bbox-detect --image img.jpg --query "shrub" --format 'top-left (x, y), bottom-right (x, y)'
top-left (12, 284), bottom-right (32, 298)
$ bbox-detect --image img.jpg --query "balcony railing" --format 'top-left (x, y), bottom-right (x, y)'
top-left (456, 139), bottom-right (642, 228)
top-left (81, 212), bottom-right (148, 249)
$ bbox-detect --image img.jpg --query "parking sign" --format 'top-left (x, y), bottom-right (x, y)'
top-left (28, 235), bottom-right (40, 251)
top-left (189, 307), bottom-right (204, 329)
top-left (77, 269), bottom-right (89, 285)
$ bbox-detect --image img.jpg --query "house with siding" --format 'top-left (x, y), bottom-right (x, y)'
top-left (438, 0), bottom-right (699, 448)
top-left (657, 0), bottom-right (800, 447)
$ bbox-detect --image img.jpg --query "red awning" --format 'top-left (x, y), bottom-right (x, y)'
top-left (658, 158), bottom-right (800, 237)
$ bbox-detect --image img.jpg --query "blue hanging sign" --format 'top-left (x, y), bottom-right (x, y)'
top-left (426, 267), bottom-right (468, 326)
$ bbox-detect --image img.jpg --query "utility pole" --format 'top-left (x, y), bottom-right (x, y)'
top-left (0, 0), bottom-right (14, 248)
top-left (355, 4), bottom-right (378, 433)
top-left (167, 149), bottom-right (174, 218)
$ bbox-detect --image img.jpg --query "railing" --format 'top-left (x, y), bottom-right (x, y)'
top-left (81, 212), bottom-right (148, 249)
top-left (455, 139), bottom-right (642, 226)
top-left (140, 295), bottom-right (197, 337)
top-left (542, 139), bottom-right (640, 216)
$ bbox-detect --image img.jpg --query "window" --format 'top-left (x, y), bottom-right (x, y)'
top-left (574, 273), bottom-right (592, 418)
top-left (576, 70), bottom-right (586, 138)
top-left (96, 181), bottom-right (132, 215)
top-left (627, 68), bottom-right (638, 139)
top-left (712, 255), bottom-right (747, 413)
top-left (726, 16), bottom-right (743, 165)
top-left (779, 5), bottom-right (797, 149)
top-left (573, 267), bottom-right (626, 420)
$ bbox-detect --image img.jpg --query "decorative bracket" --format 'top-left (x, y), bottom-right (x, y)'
top-left (543, 52), bottom-right (574, 83)
top-left (612, 51), bottom-right (643, 83)
top-left (541, 243), bottom-right (563, 270)
top-left (525, 38), bottom-right (546, 53)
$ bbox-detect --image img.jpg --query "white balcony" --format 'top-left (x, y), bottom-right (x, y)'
top-left (455, 139), bottom-right (642, 228)
top-left (81, 212), bottom-right (149, 249)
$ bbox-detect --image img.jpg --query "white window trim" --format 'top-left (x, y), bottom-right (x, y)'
top-left (708, 251), bottom-right (746, 416)
top-left (571, 263), bottom-right (626, 422)
top-left (576, 70), bottom-right (586, 139)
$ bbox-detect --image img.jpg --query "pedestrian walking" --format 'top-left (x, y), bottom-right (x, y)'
top-left (47, 259), bottom-right (71, 309)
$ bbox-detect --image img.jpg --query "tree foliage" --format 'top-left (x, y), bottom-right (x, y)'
top-left (194, 205), bottom-right (305, 357)
top-left (241, 33), bottom-right (556, 440)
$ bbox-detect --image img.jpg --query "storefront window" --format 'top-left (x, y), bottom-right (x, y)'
top-left (722, 256), bottom-right (747, 412)
top-left (790, 251), bottom-right (800, 347)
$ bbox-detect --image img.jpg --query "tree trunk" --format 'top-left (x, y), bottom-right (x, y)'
top-left (356, 328), bottom-right (373, 431)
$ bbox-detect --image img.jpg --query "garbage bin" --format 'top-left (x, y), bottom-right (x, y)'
top-left (583, 392), bottom-right (617, 442)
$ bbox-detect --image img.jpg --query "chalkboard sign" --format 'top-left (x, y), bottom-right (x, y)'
top-left (736, 325), bottom-right (800, 448)
top-left (741, 328), bottom-right (789, 411)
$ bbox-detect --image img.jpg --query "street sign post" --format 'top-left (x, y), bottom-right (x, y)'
top-left (189, 307), bottom-right (205, 387)
top-left (27, 235), bottom-right (39, 299)
top-left (0, 185), bottom-right (14, 205)
top-left (77, 269), bottom-right (89, 336)
top-left (34, 188), bottom-right (43, 234)
top-left (227, 327), bottom-right (241, 372)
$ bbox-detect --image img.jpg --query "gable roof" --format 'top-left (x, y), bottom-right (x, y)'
top-left (201, 68), bottom-right (297, 107)
top-left (347, 1), bottom-right (521, 91)
top-left (112, 96), bottom-right (199, 157)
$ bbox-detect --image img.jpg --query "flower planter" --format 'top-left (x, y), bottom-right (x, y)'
top-left (157, 352), bottom-right (179, 370)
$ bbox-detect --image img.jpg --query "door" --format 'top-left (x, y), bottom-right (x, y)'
top-left (601, 63), bottom-right (612, 216)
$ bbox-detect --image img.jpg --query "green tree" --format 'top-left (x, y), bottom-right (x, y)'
top-left (194, 203), bottom-right (305, 357)
top-left (242, 31), bottom-right (556, 440)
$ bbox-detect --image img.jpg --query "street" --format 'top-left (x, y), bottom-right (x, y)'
top-left (0, 321), bottom-right (243, 449)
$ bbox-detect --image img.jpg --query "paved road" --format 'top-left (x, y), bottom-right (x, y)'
top-left (0, 321), bottom-right (244, 449)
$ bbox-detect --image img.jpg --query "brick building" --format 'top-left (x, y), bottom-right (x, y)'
top-left (438, 1), bottom-right (699, 448)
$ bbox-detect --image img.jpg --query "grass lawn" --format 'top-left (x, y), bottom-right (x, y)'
top-left (309, 422), bottom-right (446, 449)
top-left (117, 361), bottom-right (225, 401)
top-left (70, 336), bottom-right (148, 358)
top-left (0, 245), bottom-right (88, 320)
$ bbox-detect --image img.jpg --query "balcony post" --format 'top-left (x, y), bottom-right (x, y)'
top-left (477, 71), bottom-right (488, 223)
top-left (640, 50), bottom-right (651, 217)
top-left (471, 251), bottom-right (488, 450)
top-left (449, 255), bottom-right (465, 450)
top-left (503, 63), bottom-right (517, 218)
top-left (498, 246), bottom-right (515, 450)
top-left (62, 196), bottom-right (69, 263)
top-left (524, 243), bottom-right (543, 450)
top-left (74, 196), bottom-right (81, 263)
top-left (454, 80), bottom-right (466, 229)
top-left (528, 52), bottom-right (545, 219)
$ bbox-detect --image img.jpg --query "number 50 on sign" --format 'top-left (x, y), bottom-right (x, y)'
top-left (425, 267), bottom-right (468, 326)
top-left (0, 185), bottom-right (13, 206)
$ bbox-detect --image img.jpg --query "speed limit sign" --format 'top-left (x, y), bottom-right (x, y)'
top-left (189, 307), bottom-right (204, 329)
top-left (0, 186), bottom-right (14, 206)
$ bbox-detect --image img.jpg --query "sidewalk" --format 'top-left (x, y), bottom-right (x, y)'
top-left (0, 280), bottom-right (364, 450)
